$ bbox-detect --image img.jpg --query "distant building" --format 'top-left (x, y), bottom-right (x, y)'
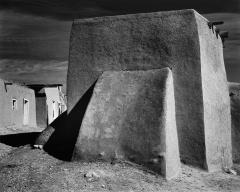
top-left (0, 79), bottom-right (37, 131)
top-left (27, 84), bottom-right (67, 128)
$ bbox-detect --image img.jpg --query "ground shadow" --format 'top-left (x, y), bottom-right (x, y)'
top-left (0, 132), bottom-right (40, 147)
top-left (43, 81), bottom-right (97, 161)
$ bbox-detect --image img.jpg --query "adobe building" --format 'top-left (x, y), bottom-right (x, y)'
top-left (229, 82), bottom-right (240, 163)
top-left (67, 9), bottom-right (232, 171)
top-left (0, 79), bottom-right (37, 132)
top-left (27, 84), bottom-right (67, 129)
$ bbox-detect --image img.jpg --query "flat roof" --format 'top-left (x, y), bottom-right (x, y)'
top-left (26, 84), bottom-right (63, 88)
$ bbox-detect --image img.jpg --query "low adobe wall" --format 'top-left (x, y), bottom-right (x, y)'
top-left (68, 9), bottom-right (232, 170)
top-left (74, 68), bottom-right (180, 179)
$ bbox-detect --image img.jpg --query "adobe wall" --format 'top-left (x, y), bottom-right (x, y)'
top-left (45, 87), bottom-right (61, 124)
top-left (36, 96), bottom-right (47, 129)
top-left (196, 14), bottom-right (232, 171)
top-left (0, 79), bottom-right (5, 129)
top-left (68, 9), bottom-right (232, 170)
top-left (0, 79), bottom-right (37, 131)
top-left (68, 9), bottom-right (205, 167)
top-left (74, 68), bottom-right (180, 179)
top-left (229, 82), bottom-right (240, 163)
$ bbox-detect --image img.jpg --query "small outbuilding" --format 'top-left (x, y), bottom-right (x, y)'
top-left (27, 84), bottom-right (67, 129)
top-left (0, 79), bottom-right (37, 132)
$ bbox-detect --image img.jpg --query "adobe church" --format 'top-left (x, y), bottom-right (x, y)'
top-left (35, 9), bottom-right (233, 180)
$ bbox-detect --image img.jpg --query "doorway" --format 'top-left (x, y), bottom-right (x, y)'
top-left (23, 99), bottom-right (29, 125)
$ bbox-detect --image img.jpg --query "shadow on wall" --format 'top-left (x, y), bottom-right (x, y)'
top-left (37, 82), bottom-right (97, 161)
top-left (0, 132), bottom-right (40, 147)
top-left (230, 94), bottom-right (240, 163)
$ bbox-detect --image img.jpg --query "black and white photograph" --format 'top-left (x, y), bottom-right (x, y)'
top-left (0, 0), bottom-right (240, 191)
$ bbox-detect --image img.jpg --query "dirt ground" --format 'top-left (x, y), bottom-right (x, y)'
top-left (0, 143), bottom-right (14, 159)
top-left (0, 145), bottom-right (240, 192)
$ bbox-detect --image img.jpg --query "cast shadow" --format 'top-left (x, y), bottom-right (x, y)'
top-left (0, 132), bottom-right (40, 147)
top-left (43, 82), bottom-right (96, 161)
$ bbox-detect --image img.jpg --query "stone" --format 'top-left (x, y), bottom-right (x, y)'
top-left (74, 68), bottom-right (181, 180)
top-left (84, 170), bottom-right (100, 182)
top-left (68, 9), bottom-right (232, 171)
top-left (223, 167), bottom-right (237, 176)
top-left (229, 82), bottom-right (240, 163)
top-left (33, 144), bottom-right (43, 150)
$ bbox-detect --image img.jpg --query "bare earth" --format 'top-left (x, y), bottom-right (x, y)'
top-left (0, 146), bottom-right (240, 192)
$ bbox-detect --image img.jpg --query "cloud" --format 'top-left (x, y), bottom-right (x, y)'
top-left (0, 59), bottom-right (67, 73)
top-left (0, 0), bottom-right (239, 20)
top-left (0, 59), bottom-right (67, 86)
top-left (0, 0), bottom-right (114, 20)
top-left (0, 10), bottom-right (71, 60)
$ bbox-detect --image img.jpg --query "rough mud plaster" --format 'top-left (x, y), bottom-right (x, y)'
top-left (68, 9), bottom-right (204, 167)
top-left (74, 68), bottom-right (180, 179)
top-left (196, 14), bottom-right (232, 171)
top-left (68, 9), bottom-right (232, 170)
top-left (229, 82), bottom-right (240, 163)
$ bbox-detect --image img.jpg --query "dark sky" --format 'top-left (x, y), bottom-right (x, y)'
top-left (0, 0), bottom-right (239, 89)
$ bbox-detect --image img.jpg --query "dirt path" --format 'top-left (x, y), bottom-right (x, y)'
top-left (0, 145), bottom-right (240, 192)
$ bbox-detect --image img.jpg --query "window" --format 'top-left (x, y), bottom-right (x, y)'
top-left (52, 101), bottom-right (55, 119)
top-left (12, 99), bottom-right (17, 110)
